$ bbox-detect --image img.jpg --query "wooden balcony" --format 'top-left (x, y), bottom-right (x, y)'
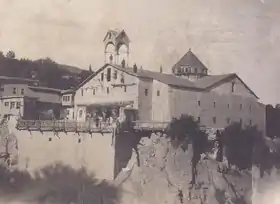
top-left (16, 119), bottom-right (223, 138)
top-left (16, 119), bottom-right (114, 133)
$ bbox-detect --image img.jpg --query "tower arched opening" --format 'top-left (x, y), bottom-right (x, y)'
top-left (117, 43), bottom-right (129, 67)
top-left (105, 42), bottom-right (115, 64)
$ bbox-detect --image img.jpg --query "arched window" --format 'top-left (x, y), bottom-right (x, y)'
top-left (109, 54), bottom-right (113, 64)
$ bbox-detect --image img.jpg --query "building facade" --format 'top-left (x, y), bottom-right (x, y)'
top-left (61, 29), bottom-right (266, 134)
top-left (0, 79), bottom-right (62, 119)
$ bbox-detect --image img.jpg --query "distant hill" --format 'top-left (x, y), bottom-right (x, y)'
top-left (0, 53), bottom-right (92, 90)
top-left (58, 64), bottom-right (87, 74)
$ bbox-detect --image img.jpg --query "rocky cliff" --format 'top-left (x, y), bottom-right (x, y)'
top-left (114, 134), bottom-right (252, 204)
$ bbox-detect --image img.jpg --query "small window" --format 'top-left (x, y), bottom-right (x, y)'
top-left (16, 102), bottom-right (21, 109)
top-left (213, 102), bottom-right (216, 108)
top-left (107, 68), bottom-right (111, 82)
top-left (10, 102), bottom-right (15, 109)
top-left (66, 109), bottom-right (70, 115)
top-left (197, 117), bottom-right (201, 123)
top-left (124, 86), bottom-right (127, 92)
top-left (213, 117), bottom-right (216, 124)
top-left (107, 87), bottom-right (110, 94)
top-left (13, 88), bottom-right (16, 94)
top-left (81, 89), bottom-right (83, 97)
top-left (114, 70), bottom-right (118, 79)
top-left (240, 104), bottom-right (242, 110)
top-left (79, 110), bottom-right (83, 118)
top-left (101, 73), bottom-right (104, 81)
top-left (93, 89), bottom-right (95, 95)
top-left (157, 90), bottom-right (160, 96)
top-left (121, 76), bottom-right (124, 84)
top-left (21, 89), bottom-right (24, 95)
top-left (4, 102), bottom-right (9, 107)
top-left (144, 89), bottom-right (148, 96)
top-left (227, 104), bottom-right (230, 108)
top-left (231, 82), bottom-right (235, 92)
top-left (194, 68), bottom-right (197, 73)
top-left (198, 101), bottom-right (201, 106)
top-left (226, 117), bottom-right (230, 125)
top-left (249, 105), bottom-right (252, 112)
top-left (67, 96), bottom-right (70, 101)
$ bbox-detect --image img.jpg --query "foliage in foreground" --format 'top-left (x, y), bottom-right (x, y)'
top-left (166, 114), bottom-right (208, 154)
top-left (0, 163), bottom-right (120, 204)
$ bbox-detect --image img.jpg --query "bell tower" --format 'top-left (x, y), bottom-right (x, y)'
top-left (103, 29), bottom-right (130, 67)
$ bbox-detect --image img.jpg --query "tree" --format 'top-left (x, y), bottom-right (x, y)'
top-left (0, 51), bottom-right (4, 59)
top-left (0, 163), bottom-right (120, 204)
top-left (6, 50), bottom-right (15, 59)
top-left (222, 122), bottom-right (262, 170)
top-left (166, 114), bottom-right (208, 185)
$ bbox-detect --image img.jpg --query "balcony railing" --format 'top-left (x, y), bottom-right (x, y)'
top-left (133, 121), bottom-right (169, 131)
top-left (16, 119), bottom-right (224, 137)
top-left (16, 119), bottom-right (114, 133)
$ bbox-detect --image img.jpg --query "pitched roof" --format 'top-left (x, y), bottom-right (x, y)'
top-left (172, 49), bottom-right (208, 72)
top-left (28, 86), bottom-right (62, 93)
top-left (74, 64), bottom-right (109, 91)
top-left (74, 64), bottom-right (259, 99)
top-left (103, 29), bottom-right (130, 42)
top-left (61, 89), bottom-right (75, 94)
top-left (194, 73), bottom-right (259, 99)
top-left (194, 74), bottom-right (235, 89)
top-left (0, 76), bottom-right (39, 83)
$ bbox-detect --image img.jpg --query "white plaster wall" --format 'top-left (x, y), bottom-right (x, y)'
top-left (212, 77), bottom-right (256, 99)
top-left (151, 80), bottom-right (170, 121)
top-left (137, 78), bottom-right (153, 121)
top-left (0, 97), bottom-right (24, 116)
top-left (169, 86), bottom-right (265, 133)
top-left (74, 65), bottom-right (139, 121)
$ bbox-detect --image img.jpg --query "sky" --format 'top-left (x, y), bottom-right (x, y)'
top-left (0, 0), bottom-right (280, 104)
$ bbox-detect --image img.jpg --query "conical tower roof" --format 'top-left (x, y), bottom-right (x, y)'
top-left (172, 49), bottom-right (208, 75)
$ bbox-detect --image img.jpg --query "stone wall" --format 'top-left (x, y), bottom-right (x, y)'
top-left (5, 116), bottom-right (116, 181)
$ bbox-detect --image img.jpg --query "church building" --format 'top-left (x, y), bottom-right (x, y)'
top-left (62, 29), bottom-right (266, 134)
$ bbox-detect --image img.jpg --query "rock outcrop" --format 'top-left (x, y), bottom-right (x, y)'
top-left (115, 134), bottom-right (252, 204)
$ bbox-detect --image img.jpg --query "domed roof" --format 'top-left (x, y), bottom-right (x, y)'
top-left (172, 49), bottom-right (208, 76)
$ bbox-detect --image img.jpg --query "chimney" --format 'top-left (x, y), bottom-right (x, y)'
top-left (160, 65), bottom-right (163, 73)
top-left (133, 63), bottom-right (138, 73)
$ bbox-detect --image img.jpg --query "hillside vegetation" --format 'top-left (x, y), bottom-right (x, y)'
top-left (0, 50), bottom-right (92, 90)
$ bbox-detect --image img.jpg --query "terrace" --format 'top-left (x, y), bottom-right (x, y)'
top-left (15, 119), bottom-right (223, 139)
top-left (16, 119), bottom-right (114, 133)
